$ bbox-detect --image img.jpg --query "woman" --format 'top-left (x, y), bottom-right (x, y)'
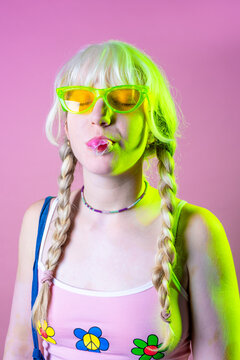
top-left (3, 40), bottom-right (240, 360)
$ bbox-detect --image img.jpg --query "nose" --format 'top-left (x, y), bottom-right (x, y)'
top-left (90, 98), bottom-right (113, 126)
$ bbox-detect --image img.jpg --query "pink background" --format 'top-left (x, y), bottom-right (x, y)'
top-left (1, 0), bottom-right (240, 358)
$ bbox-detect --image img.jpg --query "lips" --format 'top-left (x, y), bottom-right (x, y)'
top-left (86, 136), bottom-right (115, 149)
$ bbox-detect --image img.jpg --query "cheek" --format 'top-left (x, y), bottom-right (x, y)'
top-left (67, 116), bottom-right (86, 141)
top-left (124, 114), bottom-right (148, 148)
top-left (69, 126), bottom-right (82, 140)
top-left (67, 120), bottom-right (87, 159)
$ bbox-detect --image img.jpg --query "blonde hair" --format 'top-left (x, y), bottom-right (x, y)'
top-left (31, 39), bottom-right (184, 352)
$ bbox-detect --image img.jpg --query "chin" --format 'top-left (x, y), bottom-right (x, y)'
top-left (82, 160), bottom-right (115, 175)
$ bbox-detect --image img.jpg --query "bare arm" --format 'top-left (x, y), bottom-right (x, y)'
top-left (3, 199), bottom-right (45, 360)
top-left (185, 205), bottom-right (240, 359)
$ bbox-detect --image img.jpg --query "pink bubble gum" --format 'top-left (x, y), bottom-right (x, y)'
top-left (94, 140), bottom-right (114, 156)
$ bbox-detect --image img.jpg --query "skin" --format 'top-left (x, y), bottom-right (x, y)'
top-left (3, 82), bottom-right (240, 359)
top-left (63, 82), bottom-right (240, 357)
top-left (64, 81), bottom-right (154, 225)
top-left (182, 206), bottom-right (240, 359)
top-left (63, 82), bottom-right (174, 237)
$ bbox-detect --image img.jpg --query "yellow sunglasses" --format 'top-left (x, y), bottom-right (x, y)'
top-left (56, 85), bottom-right (150, 114)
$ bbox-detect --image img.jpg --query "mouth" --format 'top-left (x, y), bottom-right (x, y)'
top-left (86, 138), bottom-right (115, 155)
top-left (86, 137), bottom-right (116, 148)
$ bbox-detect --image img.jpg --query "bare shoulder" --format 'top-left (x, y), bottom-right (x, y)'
top-left (24, 196), bottom-right (57, 222)
top-left (21, 198), bottom-right (51, 246)
top-left (178, 201), bottom-right (229, 258)
top-left (3, 197), bottom-right (55, 358)
top-left (178, 201), bottom-right (240, 357)
top-left (25, 196), bottom-right (55, 216)
top-left (23, 198), bottom-right (45, 223)
top-left (18, 197), bottom-right (55, 277)
top-left (180, 200), bottom-right (239, 292)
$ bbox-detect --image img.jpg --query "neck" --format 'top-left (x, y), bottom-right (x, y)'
top-left (83, 176), bottom-right (145, 210)
top-left (80, 160), bottom-right (151, 218)
top-left (78, 178), bottom-right (161, 229)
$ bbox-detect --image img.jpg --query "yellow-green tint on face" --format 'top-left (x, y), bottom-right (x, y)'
top-left (62, 87), bottom-right (143, 114)
top-left (110, 106), bottom-right (150, 176)
top-left (107, 88), bottom-right (140, 111)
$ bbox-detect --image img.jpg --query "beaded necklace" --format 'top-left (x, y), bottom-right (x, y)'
top-left (80, 180), bottom-right (148, 214)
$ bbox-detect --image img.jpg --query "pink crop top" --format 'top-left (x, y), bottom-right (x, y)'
top-left (37, 197), bottom-right (191, 360)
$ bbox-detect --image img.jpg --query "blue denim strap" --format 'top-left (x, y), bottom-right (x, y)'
top-left (31, 196), bottom-right (55, 360)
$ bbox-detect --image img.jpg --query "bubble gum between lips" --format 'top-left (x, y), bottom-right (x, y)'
top-left (95, 140), bottom-right (114, 156)
top-left (88, 138), bottom-right (111, 149)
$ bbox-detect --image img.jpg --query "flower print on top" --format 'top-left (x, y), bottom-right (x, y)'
top-left (37, 320), bottom-right (57, 344)
top-left (74, 326), bottom-right (110, 353)
top-left (35, 197), bottom-right (191, 359)
top-left (131, 334), bottom-right (168, 359)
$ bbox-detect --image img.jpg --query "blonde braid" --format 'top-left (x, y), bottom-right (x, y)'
top-left (31, 138), bottom-right (78, 329)
top-left (151, 143), bottom-right (178, 351)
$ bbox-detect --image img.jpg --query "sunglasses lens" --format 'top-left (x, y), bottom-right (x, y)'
top-left (63, 89), bottom-right (95, 112)
top-left (107, 88), bottom-right (140, 111)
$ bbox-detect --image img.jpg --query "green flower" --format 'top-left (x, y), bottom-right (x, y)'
top-left (131, 334), bottom-right (168, 359)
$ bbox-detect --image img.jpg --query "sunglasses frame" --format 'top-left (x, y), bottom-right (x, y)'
top-left (56, 84), bottom-right (150, 114)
